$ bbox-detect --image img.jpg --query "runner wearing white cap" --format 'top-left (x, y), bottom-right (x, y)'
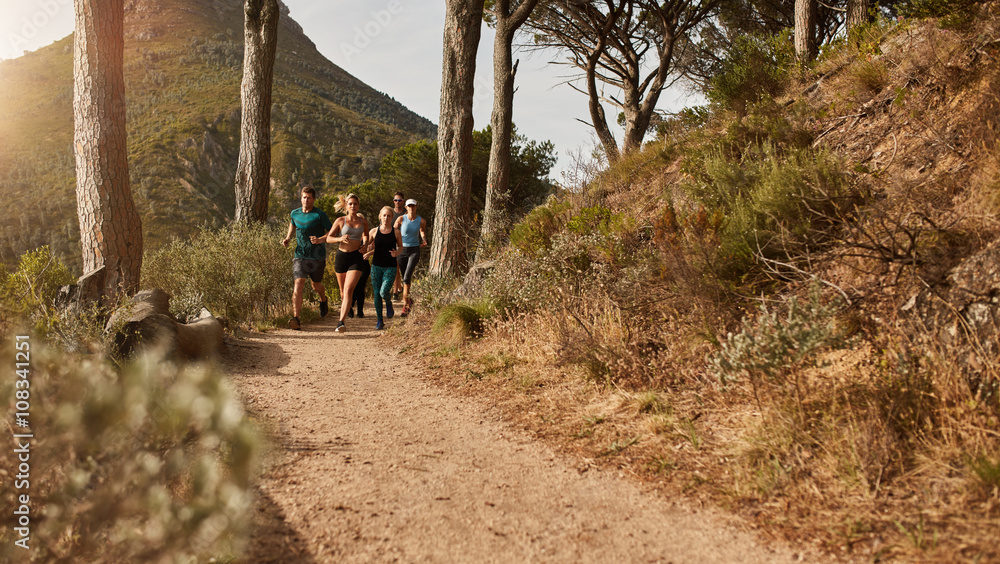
top-left (392, 198), bottom-right (427, 317)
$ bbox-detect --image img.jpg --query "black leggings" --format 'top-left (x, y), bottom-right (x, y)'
top-left (397, 246), bottom-right (420, 284)
top-left (352, 260), bottom-right (370, 304)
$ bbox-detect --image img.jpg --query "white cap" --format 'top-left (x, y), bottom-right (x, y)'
top-left (405, 199), bottom-right (417, 207)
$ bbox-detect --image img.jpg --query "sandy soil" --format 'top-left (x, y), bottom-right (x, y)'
top-left (224, 311), bottom-right (818, 563)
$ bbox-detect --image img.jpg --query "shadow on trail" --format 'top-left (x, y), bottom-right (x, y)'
top-left (241, 488), bottom-right (319, 564)
top-left (223, 338), bottom-right (293, 374)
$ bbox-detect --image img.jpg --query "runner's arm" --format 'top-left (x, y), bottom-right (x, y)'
top-left (312, 218), bottom-right (343, 244)
top-left (282, 221), bottom-right (294, 247)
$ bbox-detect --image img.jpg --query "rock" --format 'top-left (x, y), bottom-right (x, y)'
top-left (911, 238), bottom-right (1000, 397)
top-left (453, 260), bottom-right (496, 300)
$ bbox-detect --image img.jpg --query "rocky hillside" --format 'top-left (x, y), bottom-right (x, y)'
top-left (0, 0), bottom-right (436, 270)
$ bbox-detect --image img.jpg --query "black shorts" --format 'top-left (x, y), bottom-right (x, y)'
top-left (334, 249), bottom-right (366, 273)
top-left (292, 258), bottom-right (325, 283)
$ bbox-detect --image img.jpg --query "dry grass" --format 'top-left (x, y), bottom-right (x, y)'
top-left (383, 8), bottom-right (1000, 562)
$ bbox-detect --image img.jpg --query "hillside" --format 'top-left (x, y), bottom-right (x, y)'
top-left (388, 8), bottom-right (1000, 562)
top-left (0, 0), bottom-right (436, 270)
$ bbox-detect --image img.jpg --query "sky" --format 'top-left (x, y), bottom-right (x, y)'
top-left (0, 0), bottom-right (701, 181)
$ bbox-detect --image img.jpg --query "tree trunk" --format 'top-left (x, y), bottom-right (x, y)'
top-left (846, 0), bottom-right (873, 33)
top-left (107, 289), bottom-right (224, 360)
top-left (430, 0), bottom-right (485, 277)
top-left (481, 0), bottom-right (540, 249)
top-left (73, 0), bottom-right (143, 297)
top-left (794, 0), bottom-right (817, 62)
top-left (587, 47), bottom-right (621, 164)
top-left (622, 12), bottom-right (676, 154)
top-left (234, 0), bottom-right (279, 223)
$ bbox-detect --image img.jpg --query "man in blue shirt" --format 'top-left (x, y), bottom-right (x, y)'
top-left (281, 185), bottom-right (333, 330)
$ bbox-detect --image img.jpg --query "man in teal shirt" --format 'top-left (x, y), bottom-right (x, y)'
top-left (281, 185), bottom-right (333, 330)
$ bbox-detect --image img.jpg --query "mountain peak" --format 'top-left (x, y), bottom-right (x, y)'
top-left (0, 0), bottom-right (435, 270)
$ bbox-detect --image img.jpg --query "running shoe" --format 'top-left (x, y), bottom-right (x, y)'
top-left (385, 299), bottom-right (394, 319)
top-left (356, 302), bottom-right (365, 318)
top-left (392, 292), bottom-right (401, 302)
top-left (319, 300), bottom-right (329, 317)
top-left (400, 305), bottom-right (410, 318)
top-left (375, 320), bottom-right (385, 330)
top-left (288, 316), bottom-right (301, 330)
top-left (335, 321), bottom-right (346, 332)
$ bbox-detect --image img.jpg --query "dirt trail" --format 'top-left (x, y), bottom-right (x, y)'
top-left (225, 312), bottom-right (816, 563)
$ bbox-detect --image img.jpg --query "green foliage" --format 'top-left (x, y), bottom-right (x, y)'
top-left (895, 0), bottom-right (982, 27)
top-left (0, 343), bottom-right (258, 562)
top-left (707, 33), bottom-right (795, 114)
top-left (681, 137), bottom-right (853, 282)
top-left (967, 453), bottom-right (1000, 494)
top-left (141, 222), bottom-right (290, 327)
top-left (509, 198), bottom-right (573, 258)
top-left (432, 300), bottom-right (497, 342)
top-left (375, 126), bottom-right (557, 236)
top-left (710, 282), bottom-right (846, 409)
top-left (0, 246), bottom-right (74, 335)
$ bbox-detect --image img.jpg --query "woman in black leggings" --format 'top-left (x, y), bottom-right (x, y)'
top-left (392, 198), bottom-right (427, 317)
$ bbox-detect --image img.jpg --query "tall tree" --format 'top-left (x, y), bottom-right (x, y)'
top-left (673, 0), bottom-right (844, 92)
top-left (530, 0), bottom-right (722, 164)
top-left (480, 0), bottom-right (542, 249)
top-left (430, 0), bottom-right (487, 277)
top-left (73, 0), bottom-right (143, 297)
top-left (794, 0), bottom-right (817, 61)
top-left (234, 0), bottom-right (280, 223)
top-left (846, 0), bottom-right (873, 32)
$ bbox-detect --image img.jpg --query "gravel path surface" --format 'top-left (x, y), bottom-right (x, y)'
top-left (225, 313), bottom-right (813, 563)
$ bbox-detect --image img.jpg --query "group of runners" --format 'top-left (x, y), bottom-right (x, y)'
top-left (281, 186), bottom-right (427, 333)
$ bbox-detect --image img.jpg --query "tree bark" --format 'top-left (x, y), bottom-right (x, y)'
top-left (794, 0), bottom-right (817, 62)
top-left (430, 0), bottom-right (486, 277)
top-left (73, 0), bottom-right (143, 297)
top-left (481, 0), bottom-right (540, 249)
top-left (234, 0), bottom-right (280, 223)
top-left (107, 289), bottom-right (224, 360)
top-left (846, 0), bottom-right (873, 33)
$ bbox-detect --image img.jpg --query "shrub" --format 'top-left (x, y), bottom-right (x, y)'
top-left (509, 198), bottom-right (573, 258)
top-left (142, 222), bottom-right (291, 327)
top-left (896, 0), bottom-right (981, 28)
top-left (682, 141), bottom-right (854, 283)
top-left (849, 59), bottom-right (890, 96)
top-left (0, 246), bottom-right (75, 337)
top-left (707, 32), bottom-right (795, 115)
top-left (432, 300), bottom-right (496, 344)
top-left (710, 282), bottom-right (847, 413)
top-left (0, 343), bottom-right (258, 562)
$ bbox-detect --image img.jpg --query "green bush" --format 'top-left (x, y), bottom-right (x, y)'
top-left (710, 282), bottom-right (847, 411)
top-left (432, 300), bottom-right (496, 342)
top-left (707, 32), bottom-right (795, 115)
top-left (142, 222), bottom-right (291, 327)
top-left (509, 198), bottom-right (572, 257)
top-left (682, 141), bottom-right (854, 282)
top-left (896, 0), bottom-right (981, 27)
top-left (0, 246), bottom-right (75, 336)
top-left (0, 343), bottom-right (258, 562)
